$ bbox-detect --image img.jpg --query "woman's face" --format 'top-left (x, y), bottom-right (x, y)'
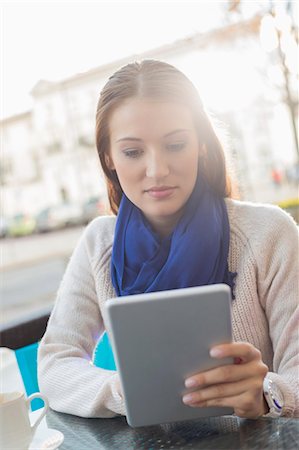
top-left (108, 98), bottom-right (201, 235)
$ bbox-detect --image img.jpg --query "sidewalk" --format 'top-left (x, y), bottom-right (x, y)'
top-left (0, 226), bottom-right (84, 271)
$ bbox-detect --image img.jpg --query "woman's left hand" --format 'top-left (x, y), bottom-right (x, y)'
top-left (183, 342), bottom-right (269, 419)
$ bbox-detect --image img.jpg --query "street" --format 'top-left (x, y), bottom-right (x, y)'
top-left (0, 226), bottom-right (84, 325)
top-left (1, 256), bottom-right (68, 324)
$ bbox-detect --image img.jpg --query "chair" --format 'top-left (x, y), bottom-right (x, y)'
top-left (0, 306), bottom-right (52, 411)
top-left (0, 307), bottom-right (116, 411)
top-left (93, 332), bottom-right (116, 371)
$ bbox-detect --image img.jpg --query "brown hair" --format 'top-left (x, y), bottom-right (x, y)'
top-left (95, 60), bottom-right (232, 215)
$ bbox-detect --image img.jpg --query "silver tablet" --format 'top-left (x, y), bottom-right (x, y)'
top-left (105, 284), bottom-right (233, 427)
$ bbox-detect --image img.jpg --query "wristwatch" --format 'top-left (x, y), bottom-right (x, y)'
top-left (263, 377), bottom-right (284, 417)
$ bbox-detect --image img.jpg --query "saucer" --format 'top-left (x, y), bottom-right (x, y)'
top-left (30, 428), bottom-right (64, 450)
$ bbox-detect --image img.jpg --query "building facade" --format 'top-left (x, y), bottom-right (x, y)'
top-left (1, 15), bottom-right (297, 219)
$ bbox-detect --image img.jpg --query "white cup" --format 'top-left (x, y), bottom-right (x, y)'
top-left (0, 391), bottom-right (49, 450)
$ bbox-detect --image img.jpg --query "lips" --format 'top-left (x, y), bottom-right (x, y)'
top-left (145, 186), bottom-right (177, 199)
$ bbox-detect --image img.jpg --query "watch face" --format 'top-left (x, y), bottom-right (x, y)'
top-left (269, 381), bottom-right (283, 409)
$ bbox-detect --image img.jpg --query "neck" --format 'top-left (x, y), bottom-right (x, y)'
top-left (144, 210), bottom-right (184, 239)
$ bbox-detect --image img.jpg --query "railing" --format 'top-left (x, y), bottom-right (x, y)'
top-left (0, 305), bottom-right (52, 350)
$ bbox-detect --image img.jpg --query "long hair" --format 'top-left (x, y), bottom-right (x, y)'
top-left (95, 60), bottom-right (232, 215)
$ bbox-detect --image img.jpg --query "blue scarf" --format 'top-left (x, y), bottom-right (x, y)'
top-left (93, 176), bottom-right (236, 370)
top-left (111, 175), bottom-right (235, 295)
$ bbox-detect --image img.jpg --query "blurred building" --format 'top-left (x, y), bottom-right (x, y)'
top-left (1, 14), bottom-right (297, 219)
top-left (1, 112), bottom-right (43, 216)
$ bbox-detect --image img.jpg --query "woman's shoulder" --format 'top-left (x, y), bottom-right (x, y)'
top-left (85, 214), bottom-right (117, 234)
top-left (225, 197), bottom-right (298, 243)
top-left (80, 215), bottom-right (116, 256)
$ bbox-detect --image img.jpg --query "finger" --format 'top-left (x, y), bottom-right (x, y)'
top-left (184, 392), bottom-right (264, 419)
top-left (183, 378), bottom-right (261, 405)
top-left (210, 342), bottom-right (262, 363)
top-left (183, 391), bottom-right (239, 410)
top-left (185, 360), bottom-right (268, 389)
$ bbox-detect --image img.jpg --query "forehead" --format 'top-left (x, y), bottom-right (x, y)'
top-left (109, 98), bottom-right (195, 140)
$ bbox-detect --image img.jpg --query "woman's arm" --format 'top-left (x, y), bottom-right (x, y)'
top-left (182, 207), bottom-right (298, 418)
top-left (38, 224), bottom-right (125, 418)
top-left (257, 208), bottom-right (299, 416)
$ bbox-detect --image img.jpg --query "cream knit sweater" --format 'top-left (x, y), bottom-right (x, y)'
top-left (38, 199), bottom-right (299, 418)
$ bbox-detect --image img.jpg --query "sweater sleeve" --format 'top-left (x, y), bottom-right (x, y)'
top-left (37, 223), bottom-right (126, 418)
top-left (256, 208), bottom-right (299, 417)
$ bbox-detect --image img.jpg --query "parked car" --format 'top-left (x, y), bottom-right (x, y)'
top-left (81, 197), bottom-right (106, 224)
top-left (0, 217), bottom-right (9, 238)
top-left (277, 198), bottom-right (299, 224)
top-left (35, 203), bottom-right (83, 233)
top-left (35, 208), bottom-right (57, 233)
top-left (8, 214), bottom-right (36, 237)
top-left (51, 203), bottom-right (83, 228)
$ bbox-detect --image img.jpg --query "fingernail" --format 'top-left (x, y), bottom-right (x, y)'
top-left (183, 394), bottom-right (194, 404)
top-left (185, 378), bottom-right (197, 388)
top-left (210, 347), bottom-right (222, 357)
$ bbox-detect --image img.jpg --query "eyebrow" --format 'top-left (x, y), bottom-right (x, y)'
top-left (116, 129), bottom-right (191, 143)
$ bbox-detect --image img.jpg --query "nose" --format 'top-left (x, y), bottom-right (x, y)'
top-left (145, 150), bottom-right (170, 179)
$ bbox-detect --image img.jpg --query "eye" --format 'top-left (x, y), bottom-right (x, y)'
top-left (166, 142), bottom-right (186, 152)
top-left (123, 148), bottom-right (143, 159)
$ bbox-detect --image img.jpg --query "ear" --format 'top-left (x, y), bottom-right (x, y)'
top-left (105, 153), bottom-right (115, 170)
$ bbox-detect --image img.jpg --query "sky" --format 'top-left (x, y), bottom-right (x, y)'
top-left (1, 0), bottom-right (229, 119)
top-left (2, 0), bottom-right (291, 120)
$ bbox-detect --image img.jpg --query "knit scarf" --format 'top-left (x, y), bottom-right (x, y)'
top-left (111, 175), bottom-right (235, 295)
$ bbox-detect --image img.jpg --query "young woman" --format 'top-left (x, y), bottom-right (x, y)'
top-left (38, 60), bottom-right (298, 419)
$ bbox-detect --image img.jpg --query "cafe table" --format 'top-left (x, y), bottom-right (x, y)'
top-left (40, 409), bottom-right (298, 450)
